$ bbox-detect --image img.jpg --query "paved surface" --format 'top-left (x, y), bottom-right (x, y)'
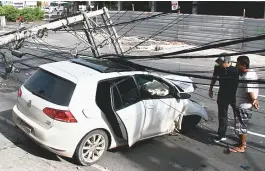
top-left (0, 27), bottom-right (265, 171)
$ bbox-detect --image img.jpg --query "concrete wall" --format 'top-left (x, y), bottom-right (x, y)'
top-left (97, 11), bottom-right (265, 54)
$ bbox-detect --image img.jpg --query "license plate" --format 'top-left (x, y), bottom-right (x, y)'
top-left (20, 120), bottom-right (32, 134)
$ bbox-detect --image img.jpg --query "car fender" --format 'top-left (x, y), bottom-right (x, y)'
top-left (181, 99), bottom-right (208, 121)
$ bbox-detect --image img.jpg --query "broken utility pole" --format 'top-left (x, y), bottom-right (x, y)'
top-left (0, 7), bottom-right (124, 58)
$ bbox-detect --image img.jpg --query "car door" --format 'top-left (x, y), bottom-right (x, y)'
top-left (134, 74), bottom-right (182, 138)
top-left (110, 76), bottom-right (146, 147)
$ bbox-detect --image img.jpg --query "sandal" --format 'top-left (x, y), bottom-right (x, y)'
top-left (229, 146), bottom-right (246, 153)
top-left (236, 143), bottom-right (247, 149)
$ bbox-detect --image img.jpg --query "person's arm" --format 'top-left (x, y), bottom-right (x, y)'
top-left (249, 92), bottom-right (259, 109)
top-left (209, 66), bottom-right (218, 98)
top-left (246, 72), bottom-right (260, 109)
top-left (210, 78), bottom-right (216, 91)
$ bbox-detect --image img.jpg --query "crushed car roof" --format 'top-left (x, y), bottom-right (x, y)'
top-left (69, 57), bottom-right (137, 73)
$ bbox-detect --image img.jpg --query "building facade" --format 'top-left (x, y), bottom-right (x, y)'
top-left (116, 1), bottom-right (265, 19)
top-left (0, 1), bottom-right (37, 9)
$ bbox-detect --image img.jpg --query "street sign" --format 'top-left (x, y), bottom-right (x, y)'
top-left (171, 1), bottom-right (179, 11)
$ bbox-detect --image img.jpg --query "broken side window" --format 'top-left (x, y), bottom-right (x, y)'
top-left (113, 77), bottom-right (140, 111)
top-left (134, 75), bottom-right (172, 98)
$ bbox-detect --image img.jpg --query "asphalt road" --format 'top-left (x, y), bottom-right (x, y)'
top-left (0, 31), bottom-right (265, 171)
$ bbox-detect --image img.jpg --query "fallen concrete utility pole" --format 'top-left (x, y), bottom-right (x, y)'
top-left (0, 7), bottom-right (124, 57)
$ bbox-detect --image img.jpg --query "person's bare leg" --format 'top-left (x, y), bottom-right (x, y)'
top-left (229, 134), bottom-right (246, 152)
top-left (240, 134), bottom-right (247, 148)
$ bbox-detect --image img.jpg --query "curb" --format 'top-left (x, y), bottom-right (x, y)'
top-left (0, 116), bottom-right (15, 127)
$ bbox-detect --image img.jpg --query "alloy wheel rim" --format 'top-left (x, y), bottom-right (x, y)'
top-left (82, 134), bottom-right (106, 163)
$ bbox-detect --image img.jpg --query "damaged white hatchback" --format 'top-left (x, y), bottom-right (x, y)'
top-left (12, 57), bottom-right (208, 166)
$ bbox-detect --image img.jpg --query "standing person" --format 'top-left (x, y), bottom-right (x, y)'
top-left (209, 53), bottom-right (239, 142)
top-left (17, 16), bottom-right (25, 29)
top-left (229, 55), bottom-right (259, 153)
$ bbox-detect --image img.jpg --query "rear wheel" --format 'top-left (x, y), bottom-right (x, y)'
top-left (74, 130), bottom-right (109, 166)
top-left (180, 115), bottom-right (201, 133)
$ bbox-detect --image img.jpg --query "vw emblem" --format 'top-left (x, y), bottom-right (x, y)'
top-left (27, 100), bottom-right (32, 108)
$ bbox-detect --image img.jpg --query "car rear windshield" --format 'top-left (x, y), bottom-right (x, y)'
top-left (23, 68), bottom-right (76, 106)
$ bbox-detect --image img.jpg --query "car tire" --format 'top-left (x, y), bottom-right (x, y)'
top-left (180, 115), bottom-right (201, 133)
top-left (74, 130), bottom-right (109, 166)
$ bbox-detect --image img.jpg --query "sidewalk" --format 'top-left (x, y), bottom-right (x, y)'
top-left (0, 92), bottom-right (103, 171)
top-left (1, 21), bottom-right (48, 33)
top-left (0, 92), bottom-right (16, 126)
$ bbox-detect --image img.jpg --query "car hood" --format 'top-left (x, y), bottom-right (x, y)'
top-left (162, 74), bottom-right (194, 93)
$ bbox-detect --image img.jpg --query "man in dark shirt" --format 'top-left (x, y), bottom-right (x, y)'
top-left (209, 54), bottom-right (239, 142)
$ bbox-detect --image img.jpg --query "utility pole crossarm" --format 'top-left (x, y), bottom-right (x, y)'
top-left (0, 9), bottom-right (105, 47)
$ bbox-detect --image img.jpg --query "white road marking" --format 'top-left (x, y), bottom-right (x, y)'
top-left (248, 131), bottom-right (265, 138)
top-left (201, 85), bottom-right (265, 98)
top-left (227, 126), bottom-right (265, 138)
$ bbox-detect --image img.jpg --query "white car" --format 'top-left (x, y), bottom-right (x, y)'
top-left (42, 7), bottom-right (53, 13)
top-left (12, 57), bottom-right (208, 166)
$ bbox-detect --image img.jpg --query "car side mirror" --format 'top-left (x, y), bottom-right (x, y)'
top-left (178, 92), bottom-right (191, 99)
top-left (193, 83), bottom-right (197, 90)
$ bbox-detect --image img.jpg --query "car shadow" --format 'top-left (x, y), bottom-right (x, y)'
top-left (183, 125), bottom-right (231, 150)
top-left (112, 137), bottom-right (219, 171)
top-left (0, 109), bottom-right (61, 161)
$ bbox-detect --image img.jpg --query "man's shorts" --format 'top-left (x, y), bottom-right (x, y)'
top-left (234, 107), bottom-right (252, 135)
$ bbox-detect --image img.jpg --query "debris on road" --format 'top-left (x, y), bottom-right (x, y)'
top-left (200, 164), bottom-right (207, 168)
top-left (155, 45), bottom-right (163, 51)
top-left (240, 165), bottom-right (251, 170)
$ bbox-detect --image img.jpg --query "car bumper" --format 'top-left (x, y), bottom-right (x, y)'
top-left (12, 105), bottom-right (74, 158)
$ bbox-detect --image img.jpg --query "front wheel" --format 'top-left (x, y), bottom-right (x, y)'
top-left (74, 130), bottom-right (109, 166)
top-left (180, 115), bottom-right (201, 133)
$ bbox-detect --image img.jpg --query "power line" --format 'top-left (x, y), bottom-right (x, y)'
top-left (192, 92), bottom-right (265, 115)
top-left (96, 3), bottom-right (169, 48)
top-left (117, 13), bottom-right (171, 41)
top-left (112, 10), bottom-right (129, 24)
top-left (106, 57), bottom-right (265, 84)
top-left (123, 12), bottom-right (188, 54)
top-left (54, 12), bottom-right (171, 32)
top-left (193, 86), bottom-right (265, 103)
top-left (27, 38), bottom-right (72, 60)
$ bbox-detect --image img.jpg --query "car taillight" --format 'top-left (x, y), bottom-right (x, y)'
top-left (43, 107), bottom-right (77, 123)
top-left (18, 88), bottom-right (22, 97)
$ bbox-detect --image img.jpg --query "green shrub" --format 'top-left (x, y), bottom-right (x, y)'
top-left (0, 5), bottom-right (19, 21)
top-left (0, 5), bottom-right (44, 22)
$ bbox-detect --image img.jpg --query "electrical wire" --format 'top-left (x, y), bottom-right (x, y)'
top-left (192, 92), bottom-right (265, 115)
top-left (109, 48), bottom-right (265, 60)
top-left (24, 40), bottom-right (83, 52)
top-left (96, 3), bottom-right (170, 48)
top-left (117, 12), bottom-right (171, 41)
top-left (54, 12), bottom-right (171, 32)
top-left (194, 85), bottom-right (265, 103)
top-left (106, 57), bottom-right (265, 84)
top-left (34, 38), bottom-right (73, 57)
top-left (123, 12), bottom-right (188, 54)
top-left (22, 44), bottom-right (71, 59)
top-left (29, 38), bottom-right (72, 59)
top-left (112, 10), bottom-right (129, 24)
top-left (61, 24), bottom-right (94, 49)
